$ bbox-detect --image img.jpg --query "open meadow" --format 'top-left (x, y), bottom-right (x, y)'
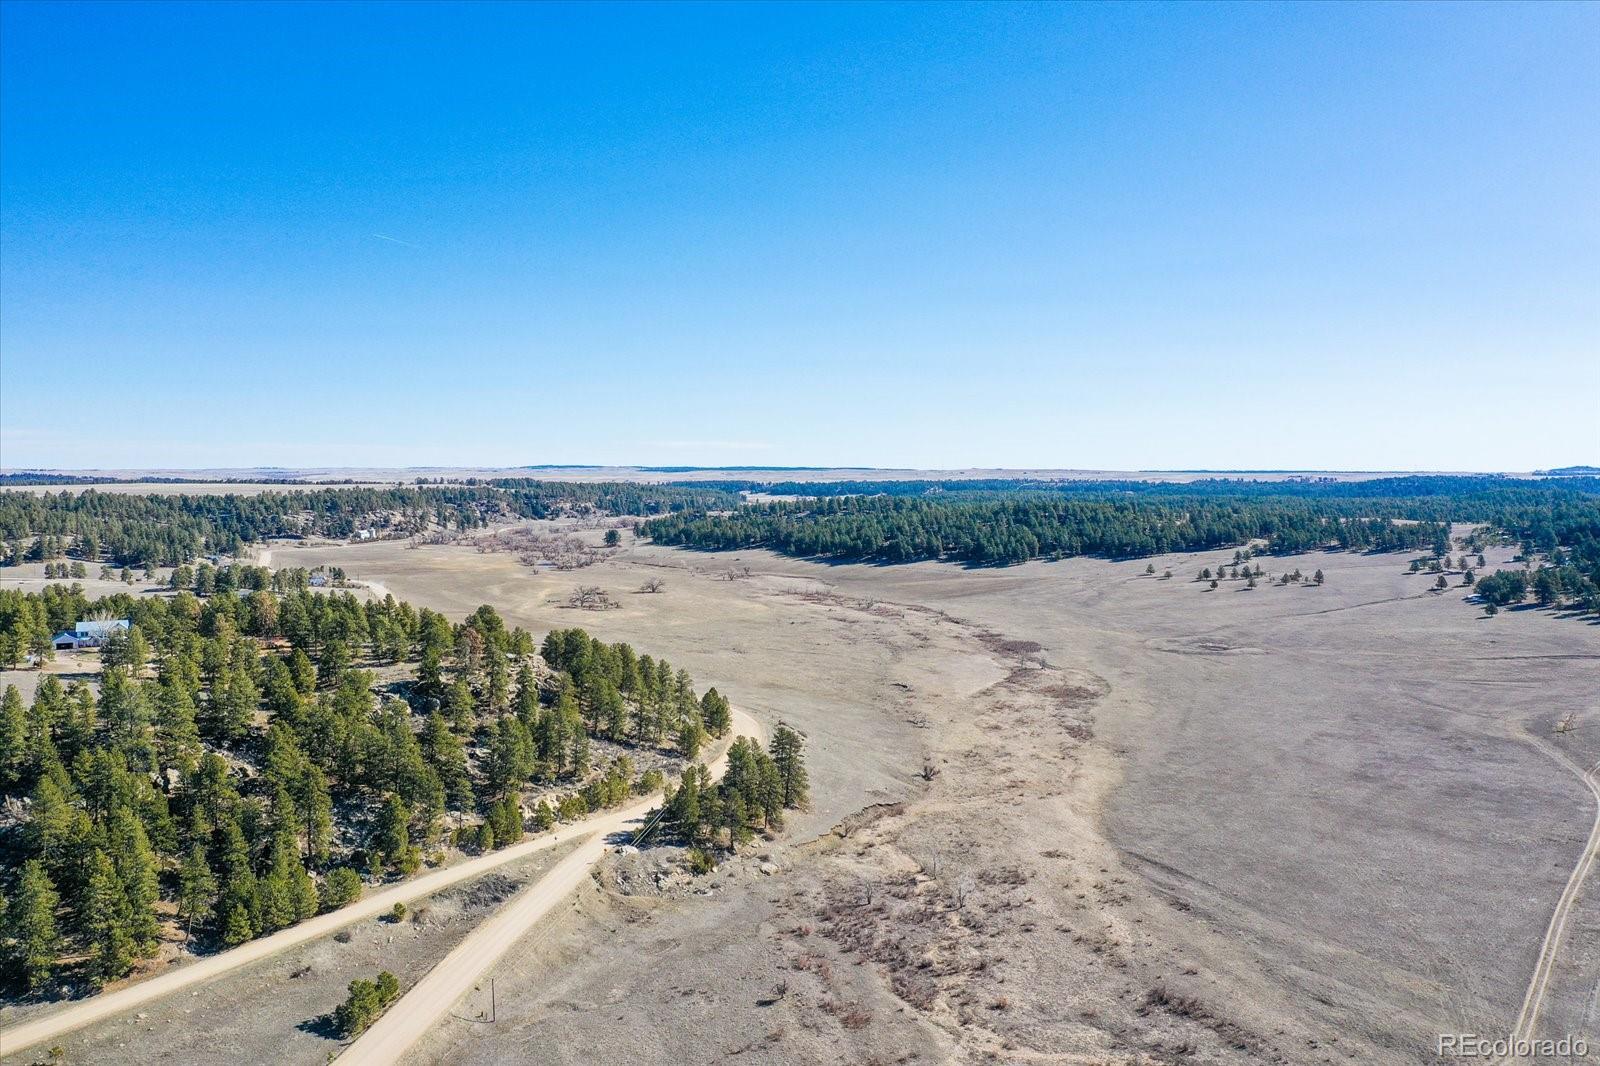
top-left (171, 527), bottom-right (1598, 1065)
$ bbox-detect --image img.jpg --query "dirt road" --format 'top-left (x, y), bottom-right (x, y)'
top-left (0, 712), bottom-right (757, 1060)
top-left (1509, 745), bottom-right (1600, 1049)
top-left (334, 707), bottom-right (765, 1066)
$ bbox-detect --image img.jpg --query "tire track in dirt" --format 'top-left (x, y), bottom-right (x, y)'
top-left (1507, 741), bottom-right (1600, 1053)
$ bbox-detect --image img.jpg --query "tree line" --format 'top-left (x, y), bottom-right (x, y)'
top-left (692, 473), bottom-right (1600, 508)
top-left (0, 481), bottom-right (742, 569)
top-left (639, 478), bottom-right (1600, 611)
top-left (643, 493), bottom-right (1452, 566)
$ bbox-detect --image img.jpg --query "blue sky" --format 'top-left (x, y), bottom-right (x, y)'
top-left (2, 1), bottom-right (1595, 471)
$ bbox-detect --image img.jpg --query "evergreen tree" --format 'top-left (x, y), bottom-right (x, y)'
top-left (444, 676), bottom-right (475, 733)
top-left (321, 867), bottom-right (362, 910)
top-left (177, 845), bottom-right (217, 937)
top-left (27, 776), bottom-right (89, 875)
top-left (677, 713), bottom-right (705, 761)
top-left (81, 849), bottom-right (136, 986)
top-left (106, 807), bottom-right (161, 955)
top-left (257, 830), bottom-right (303, 934)
top-left (296, 764), bottom-right (334, 865)
top-left (335, 976), bottom-right (383, 1036)
top-left (700, 688), bottom-right (731, 737)
top-left (214, 817), bottom-right (259, 945)
top-left (7, 859), bottom-right (61, 991)
top-left (0, 684), bottom-right (27, 790)
top-left (421, 711), bottom-right (474, 810)
top-left (289, 855), bottom-right (318, 920)
top-left (288, 648), bottom-right (318, 695)
top-left (220, 902), bottom-right (254, 947)
top-left (155, 678), bottom-right (203, 772)
top-left (770, 725), bottom-right (810, 809)
top-left (375, 794), bottom-right (411, 870)
top-left (492, 793), bottom-right (524, 845)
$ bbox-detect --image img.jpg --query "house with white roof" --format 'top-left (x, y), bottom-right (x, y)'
top-left (51, 618), bottom-right (131, 651)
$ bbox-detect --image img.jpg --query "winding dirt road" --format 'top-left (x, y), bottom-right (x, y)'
top-left (335, 706), bottom-right (765, 1066)
top-left (1508, 742), bottom-right (1600, 1051)
top-left (0, 711), bottom-right (760, 1060)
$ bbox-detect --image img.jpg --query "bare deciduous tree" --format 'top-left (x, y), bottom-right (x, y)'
top-left (568, 585), bottom-right (618, 610)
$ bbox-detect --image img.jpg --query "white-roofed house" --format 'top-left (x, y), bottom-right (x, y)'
top-left (51, 618), bottom-right (131, 651)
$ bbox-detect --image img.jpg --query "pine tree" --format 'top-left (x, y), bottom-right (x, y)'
top-left (7, 859), bottom-right (61, 991)
top-left (770, 725), bottom-right (809, 809)
top-left (212, 669), bottom-right (259, 745)
top-left (107, 807), bottom-right (161, 955)
top-left (376, 794), bottom-right (410, 870)
top-left (677, 713), bottom-right (705, 761)
top-left (177, 845), bottom-right (217, 937)
top-left (220, 902), bottom-right (254, 947)
top-left (0, 685), bottom-right (27, 790)
top-left (758, 757), bottom-right (784, 827)
top-left (700, 688), bottom-right (731, 737)
top-left (215, 817), bottom-right (259, 944)
top-left (335, 976), bottom-right (383, 1036)
top-left (288, 648), bottom-right (317, 695)
top-left (321, 867), bottom-right (362, 910)
top-left (26, 776), bottom-right (88, 875)
top-left (297, 764), bottom-right (334, 865)
top-left (421, 711), bottom-right (474, 810)
top-left (82, 849), bottom-right (136, 986)
top-left (289, 857), bottom-right (318, 920)
top-left (493, 793), bottom-right (524, 845)
top-left (513, 662), bottom-right (539, 721)
top-left (444, 677), bottom-right (475, 732)
top-left (531, 799), bottom-right (555, 831)
top-left (155, 678), bottom-right (203, 771)
top-left (258, 831), bottom-right (302, 932)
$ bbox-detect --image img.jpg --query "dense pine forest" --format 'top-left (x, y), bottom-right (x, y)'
top-left (0, 482), bottom-right (740, 568)
top-left (0, 576), bottom-right (792, 998)
top-left (643, 494), bottom-right (1454, 564)
top-left (642, 477), bottom-right (1600, 613)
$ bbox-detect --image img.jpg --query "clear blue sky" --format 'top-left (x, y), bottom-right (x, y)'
top-left (2, 1), bottom-right (1595, 471)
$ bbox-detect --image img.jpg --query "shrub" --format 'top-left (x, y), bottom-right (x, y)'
top-left (335, 978), bottom-right (381, 1036)
top-left (531, 800), bottom-right (555, 831)
top-left (322, 868), bottom-right (362, 911)
top-left (334, 970), bottom-right (400, 1037)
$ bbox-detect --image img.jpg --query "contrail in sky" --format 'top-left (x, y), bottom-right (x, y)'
top-left (371, 233), bottom-right (420, 248)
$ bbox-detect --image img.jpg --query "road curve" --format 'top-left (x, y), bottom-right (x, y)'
top-left (0, 712), bottom-right (760, 1059)
top-left (1508, 742), bottom-right (1600, 1052)
top-left (335, 707), bottom-right (766, 1066)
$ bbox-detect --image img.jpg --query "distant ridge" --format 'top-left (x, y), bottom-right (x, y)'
top-left (637, 466), bottom-right (841, 473)
top-left (1537, 465), bottom-right (1600, 476)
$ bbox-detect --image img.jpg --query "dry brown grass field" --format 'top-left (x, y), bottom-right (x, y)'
top-left (5, 527), bottom-right (1594, 1064)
